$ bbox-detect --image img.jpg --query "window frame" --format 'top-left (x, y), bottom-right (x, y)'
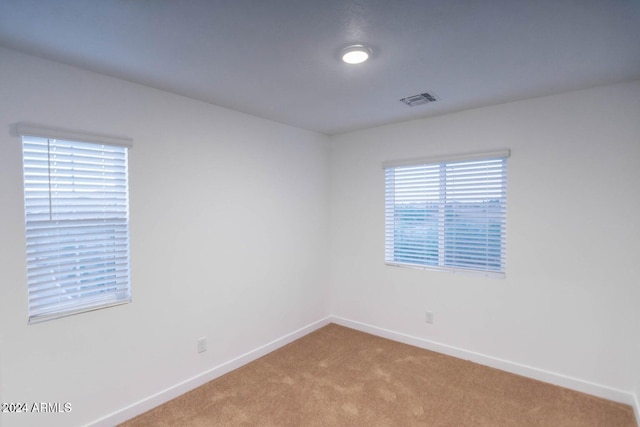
top-left (17, 124), bottom-right (133, 324)
top-left (383, 149), bottom-right (509, 278)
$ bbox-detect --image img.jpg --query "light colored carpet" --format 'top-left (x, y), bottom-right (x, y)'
top-left (120, 324), bottom-right (636, 426)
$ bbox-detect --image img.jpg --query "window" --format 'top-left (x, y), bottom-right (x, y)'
top-left (18, 124), bottom-right (132, 323)
top-left (384, 150), bottom-right (509, 277)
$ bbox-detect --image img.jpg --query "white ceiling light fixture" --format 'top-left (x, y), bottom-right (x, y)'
top-left (341, 44), bottom-right (372, 64)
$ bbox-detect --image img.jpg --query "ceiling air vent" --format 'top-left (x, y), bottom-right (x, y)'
top-left (400, 91), bottom-right (439, 107)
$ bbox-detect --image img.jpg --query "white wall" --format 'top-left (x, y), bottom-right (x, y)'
top-left (329, 81), bottom-right (640, 403)
top-left (636, 288), bottom-right (640, 420)
top-left (0, 47), bottom-right (330, 427)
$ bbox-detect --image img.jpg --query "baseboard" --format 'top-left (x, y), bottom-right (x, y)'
top-left (89, 316), bottom-right (332, 426)
top-left (331, 315), bottom-right (637, 408)
top-left (86, 315), bottom-right (639, 427)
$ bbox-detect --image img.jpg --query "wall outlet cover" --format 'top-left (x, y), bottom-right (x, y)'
top-left (197, 337), bottom-right (207, 353)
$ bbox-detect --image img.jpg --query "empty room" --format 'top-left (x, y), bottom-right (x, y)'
top-left (1, 1), bottom-right (639, 426)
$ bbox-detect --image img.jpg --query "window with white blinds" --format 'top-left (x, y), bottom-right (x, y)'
top-left (384, 150), bottom-right (508, 277)
top-left (20, 127), bottom-right (132, 323)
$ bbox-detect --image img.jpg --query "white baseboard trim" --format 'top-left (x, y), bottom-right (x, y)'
top-left (89, 316), bottom-right (332, 427)
top-left (88, 315), bottom-right (639, 427)
top-left (331, 316), bottom-right (637, 409)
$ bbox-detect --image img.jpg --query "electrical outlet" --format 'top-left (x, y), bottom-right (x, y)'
top-left (197, 337), bottom-right (207, 353)
top-left (425, 311), bottom-right (434, 324)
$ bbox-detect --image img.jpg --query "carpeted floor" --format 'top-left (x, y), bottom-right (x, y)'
top-left (120, 324), bottom-right (636, 426)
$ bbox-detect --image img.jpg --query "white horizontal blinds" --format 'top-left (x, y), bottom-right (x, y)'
top-left (385, 154), bottom-right (507, 276)
top-left (442, 159), bottom-right (506, 272)
top-left (22, 135), bottom-right (131, 323)
top-left (385, 164), bottom-right (442, 267)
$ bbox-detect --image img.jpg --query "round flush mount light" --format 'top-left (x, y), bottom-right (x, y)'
top-left (341, 44), bottom-right (372, 64)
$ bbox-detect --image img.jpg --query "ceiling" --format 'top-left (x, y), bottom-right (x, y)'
top-left (1, 0), bottom-right (639, 135)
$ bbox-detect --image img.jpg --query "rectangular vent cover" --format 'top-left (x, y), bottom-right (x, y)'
top-left (400, 91), bottom-right (439, 107)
